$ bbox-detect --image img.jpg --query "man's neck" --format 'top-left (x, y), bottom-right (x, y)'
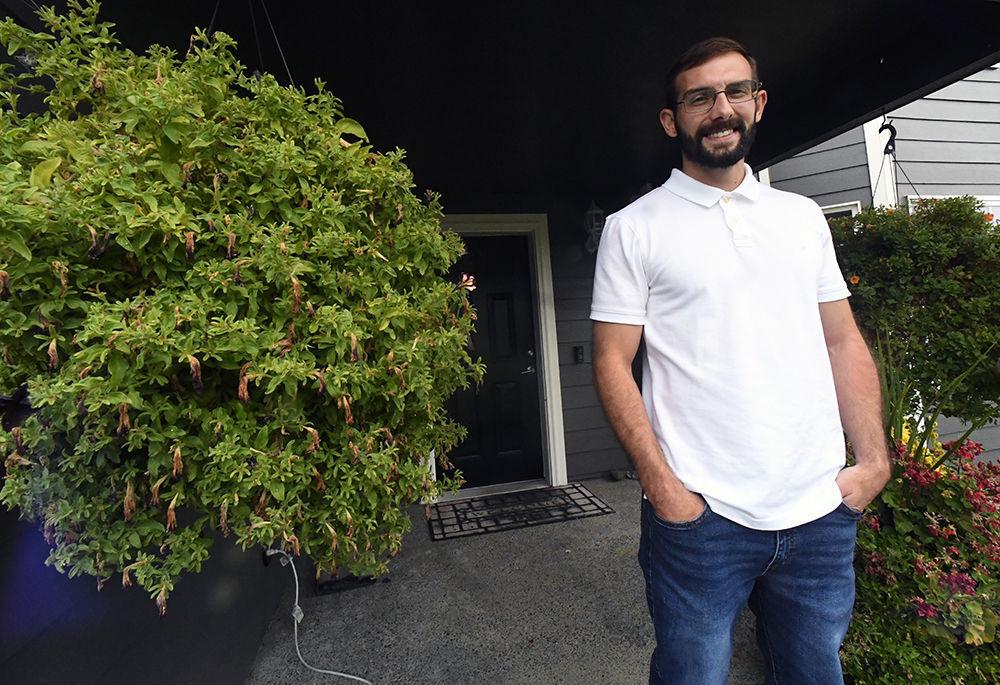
top-left (679, 158), bottom-right (747, 192)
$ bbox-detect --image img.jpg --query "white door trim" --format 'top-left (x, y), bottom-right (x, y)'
top-left (441, 213), bottom-right (568, 490)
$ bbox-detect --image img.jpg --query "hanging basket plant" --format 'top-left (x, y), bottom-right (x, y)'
top-left (0, 1), bottom-right (481, 612)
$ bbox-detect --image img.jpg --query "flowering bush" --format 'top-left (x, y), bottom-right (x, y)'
top-left (844, 435), bottom-right (1000, 683)
top-left (829, 198), bottom-right (1000, 426)
top-left (0, 2), bottom-right (481, 612)
top-left (842, 331), bottom-right (1000, 682)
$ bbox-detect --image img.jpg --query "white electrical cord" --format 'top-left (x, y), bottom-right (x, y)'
top-left (265, 548), bottom-right (375, 684)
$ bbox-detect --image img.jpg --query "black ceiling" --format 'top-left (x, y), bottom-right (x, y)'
top-left (5, 1), bottom-right (1000, 202)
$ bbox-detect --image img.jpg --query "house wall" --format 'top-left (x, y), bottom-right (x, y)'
top-left (938, 416), bottom-right (1000, 463)
top-left (892, 64), bottom-right (1000, 200)
top-left (765, 127), bottom-right (871, 208)
top-left (546, 201), bottom-right (632, 480)
top-left (763, 63), bottom-right (1000, 461)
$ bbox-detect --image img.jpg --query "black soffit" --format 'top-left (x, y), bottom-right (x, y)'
top-left (4, 1), bottom-right (1000, 200)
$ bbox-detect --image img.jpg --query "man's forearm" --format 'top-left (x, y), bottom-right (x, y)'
top-left (828, 337), bottom-right (891, 471)
top-left (593, 358), bottom-right (688, 505)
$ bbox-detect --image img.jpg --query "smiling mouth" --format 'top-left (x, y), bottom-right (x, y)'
top-left (705, 128), bottom-right (738, 141)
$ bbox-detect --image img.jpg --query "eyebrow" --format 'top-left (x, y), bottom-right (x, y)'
top-left (679, 80), bottom-right (751, 98)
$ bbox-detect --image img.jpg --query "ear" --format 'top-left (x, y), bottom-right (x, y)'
top-left (659, 108), bottom-right (678, 138)
top-left (753, 89), bottom-right (767, 123)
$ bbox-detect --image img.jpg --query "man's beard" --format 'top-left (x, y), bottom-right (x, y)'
top-left (677, 116), bottom-right (757, 169)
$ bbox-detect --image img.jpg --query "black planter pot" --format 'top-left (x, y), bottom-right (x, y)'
top-left (0, 511), bottom-right (286, 685)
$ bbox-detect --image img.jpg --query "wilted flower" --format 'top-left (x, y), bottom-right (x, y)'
top-left (458, 272), bottom-right (476, 292)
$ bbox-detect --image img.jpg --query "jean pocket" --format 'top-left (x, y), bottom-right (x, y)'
top-left (837, 500), bottom-right (864, 518)
top-left (646, 497), bottom-right (711, 530)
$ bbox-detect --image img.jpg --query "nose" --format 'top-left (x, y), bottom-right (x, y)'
top-left (708, 90), bottom-right (736, 117)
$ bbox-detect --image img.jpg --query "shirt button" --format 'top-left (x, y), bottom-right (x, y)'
top-left (722, 196), bottom-right (730, 204)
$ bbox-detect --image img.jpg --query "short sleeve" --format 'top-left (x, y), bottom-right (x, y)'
top-left (590, 215), bottom-right (649, 324)
top-left (814, 207), bottom-right (851, 303)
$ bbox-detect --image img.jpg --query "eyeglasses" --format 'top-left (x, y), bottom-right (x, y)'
top-left (677, 80), bottom-right (763, 114)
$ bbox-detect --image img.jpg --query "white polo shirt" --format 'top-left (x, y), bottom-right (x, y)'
top-left (591, 164), bottom-right (851, 530)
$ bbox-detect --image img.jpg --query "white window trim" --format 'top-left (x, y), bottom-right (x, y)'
top-left (820, 201), bottom-right (863, 217)
top-left (433, 214), bottom-right (568, 499)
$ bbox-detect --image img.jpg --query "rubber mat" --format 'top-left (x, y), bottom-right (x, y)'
top-left (426, 483), bottom-right (614, 541)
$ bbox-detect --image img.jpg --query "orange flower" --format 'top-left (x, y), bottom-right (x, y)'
top-left (885, 208), bottom-right (894, 215)
top-left (985, 212), bottom-right (995, 222)
top-left (849, 275), bottom-right (861, 285)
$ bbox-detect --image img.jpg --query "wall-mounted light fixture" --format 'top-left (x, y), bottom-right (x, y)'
top-left (583, 201), bottom-right (605, 254)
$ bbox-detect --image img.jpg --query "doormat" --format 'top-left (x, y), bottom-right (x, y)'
top-left (426, 483), bottom-right (614, 541)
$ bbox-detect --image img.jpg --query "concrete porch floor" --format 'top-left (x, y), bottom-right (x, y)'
top-left (248, 477), bottom-right (765, 684)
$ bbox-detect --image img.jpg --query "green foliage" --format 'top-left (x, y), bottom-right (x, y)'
top-left (829, 198), bottom-right (1000, 424)
top-left (839, 259), bottom-right (1000, 682)
top-left (843, 436), bottom-right (1000, 683)
top-left (0, 1), bottom-right (482, 612)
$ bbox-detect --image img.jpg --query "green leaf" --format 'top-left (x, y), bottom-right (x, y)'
top-left (3, 230), bottom-right (31, 260)
top-left (29, 158), bottom-right (62, 188)
top-left (269, 481), bottom-right (285, 501)
top-left (109, 354), bottom-right (127, 387)
top-left (336, 118), bottom-right (368, 141)
top-left (19, 140), bottom-right (59, 154)
top-left (161, 162), bottom-right (181, 187)
top-left (115, 234), bottom-right (134, 252)
top-left (162, 123), bottom-right (183, 144)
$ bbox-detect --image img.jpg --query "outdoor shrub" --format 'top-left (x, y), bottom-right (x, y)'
top-left (829, 198), bottom-right (1000, 425)
top-left (841, 332), bottom-right (1000, 682)
top-left (0, 1), bottom-right (481, 612)
top-left (843, 436), bottom-right (1000, 684)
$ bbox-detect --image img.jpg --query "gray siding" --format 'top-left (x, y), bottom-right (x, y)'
top-left (548, 206), bottom-right (631, 480)
top-left (892, 64), bottom-right (1000, 202)
top-left (938, 416), bottom-right (1000, 463)
top-left (765, 127), bottom-right (871, 208)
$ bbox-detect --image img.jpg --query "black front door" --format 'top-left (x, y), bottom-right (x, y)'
top-left (444, 234), bottom-right (544, 488)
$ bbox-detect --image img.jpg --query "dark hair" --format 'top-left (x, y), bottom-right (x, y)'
top-left (664, 37), bottom-right (758, 109)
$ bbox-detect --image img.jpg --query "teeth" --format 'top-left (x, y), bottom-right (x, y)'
top-left (708, 129), bottom-right (735, 139)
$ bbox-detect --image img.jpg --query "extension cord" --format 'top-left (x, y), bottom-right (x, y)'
top-left (265, 548), bottom-right (375, 684)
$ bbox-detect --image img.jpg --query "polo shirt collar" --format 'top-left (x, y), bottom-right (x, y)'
top-left (664, 163), bottom-right (760, 207)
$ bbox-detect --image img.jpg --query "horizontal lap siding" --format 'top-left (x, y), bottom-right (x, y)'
top-left (891, 64), bottom-right (1000, 202)
top-left (549, 209), bottom-right (631, 480)
top-left (764, 127), bottom-right (871, 210)
top-left (937, 416), bottom-right (1000, 463)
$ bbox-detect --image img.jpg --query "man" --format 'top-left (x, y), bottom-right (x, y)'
top-left (590, 37), bottom-right (891, 685)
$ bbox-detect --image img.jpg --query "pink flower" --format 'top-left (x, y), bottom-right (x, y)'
top-left (912, 597), bottom-right (940, 619)
top-left (865, 514), bottom-right (881, 532)
top-left (939, 571), bottom-right (977, 595)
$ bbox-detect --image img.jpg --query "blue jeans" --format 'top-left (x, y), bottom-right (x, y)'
top-left (638, 496), bottom-right (860, 685)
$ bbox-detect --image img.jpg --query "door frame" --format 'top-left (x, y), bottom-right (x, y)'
top-left (434, 214), bottom-right (568, 499)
